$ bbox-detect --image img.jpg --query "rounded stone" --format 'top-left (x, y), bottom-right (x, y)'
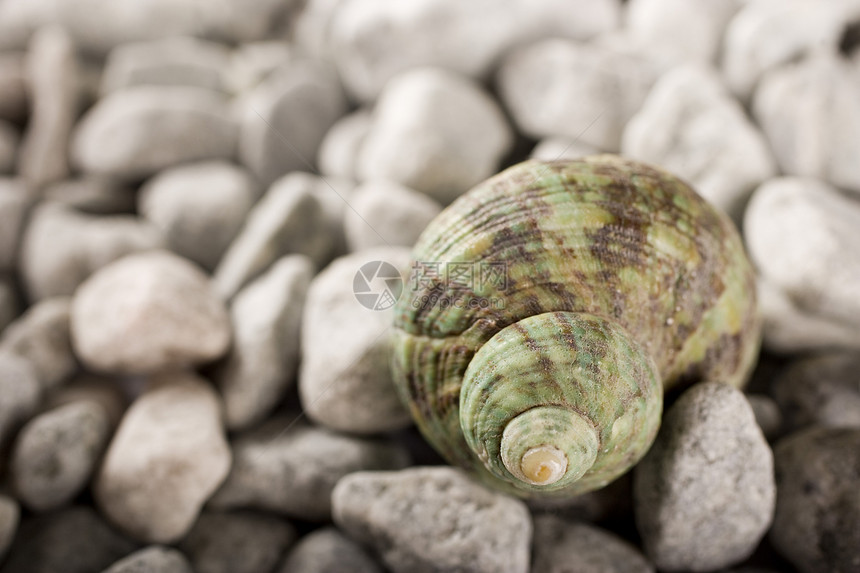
top-left (102, 546), bottom-right (194, 573)
top-left (278, 527), bottom-right (384, 573)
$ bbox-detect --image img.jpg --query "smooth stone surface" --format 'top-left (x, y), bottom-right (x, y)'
top-left (102, 546), bottom-right (193, 573)
top-left (0, 496), bottom-right (18, 562)
top-left (746, 393), bottom-right (783, 441)
top-left (0, 53), bottom-right (27, 123)
top-left (344, 180), bottom-right (442, 251)
top-left (0, 178), bottom-right (31, 272)
top-left (11, 401), bottom-right (110, 511)
top-left (44, 177), bottom-right (137, 215)
top-left (299, 247), bottom-right (413, 434)
top-left (72, 86), bottom-right (237, 180)
top-left (0, 297), bottom-right (76, 391)
top-left (95, 372), bottom-right (231, 543)
top-left (498, 38), bottom-right (657, 152)
top-left (622, 65), bottom-right (776, 220)
top-left (770, 427), bottom-right (860, 573)
top-left (0, 353), bottom-right (41, 449)
top-left (224, 41), bottom-right (293, 95)
top-left (71, 250), bottom-right (230, 374)
top-left (317, 109), bottom-right (372, 181)
top-left (210, 418), bottom-right (410, 521)
top-left (278, 527), bottom-right (384, 573)
top-left (179, 511), bottom-right (296, 573)
top-left (214, 255), bottom-right (313, 430)
top-left (753, 53), bottom-right (860, 193)
top-left (139, 161), bottom-right (258, 271)
top-left (530, 138), bottom-right (602, 162)
top-left (21, 202), bottom-right (163, 301)
top-left (532, 515), bottom-right (654, 573)
top-left (357, 67), bottom-right (512, 205)
top-left (237, 60), bottom-right (346, 188)
top-left (0, 121), bottom-right (17, 174)
top-left (332, 467), bottom-right (533, 573)
top-left (634, 383), bottom-right (775, 571)
top-left (0, 506), bottom-right (135, 573)
top-left (45, 372), bottom-right (127, 429)
top-left (0, 276), bottom-right (18, 333)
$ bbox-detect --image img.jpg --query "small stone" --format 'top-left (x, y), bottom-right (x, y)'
top-left (0, 53), bottom-right (27, 123)
top-left (45, 372), bottom-right (127, 429)
top-left (0, 353), bottom-right (41, 449)
top-left (292, 0), bottom-right (345, 61)
top-left (753, 53), bottom-right (860, 193)
top-left (44, 177), bottom-right (137, 215)
top-left (101, 37), bottom-right (230, 94)
top-left (746, 393), bottom-right (783, 441)
top-left (771, 352), bottom-right (860, 432)
top-left (634, 382), bottom-right (775, 571)
top-left (299, 247), bottom-right (413, 434)
top-left (0, 297), bottom-right (77, 391)
top-left (71, 250), bottom-right (230, 374)
top-left (72, 86), bottom-right (237, 180)
top-left (139, 161), bottom-right (258, 272)
top-left (344, 181), bottom-right (442, 251)
top-left (498, 39), bottom-right (657, 152)
top-left (11, 401), bottom-right (110, 511)
top-left (0, 178), bottom-right (31, 272)
top-left (332, 467), bottom-right (532, 573)
top-left (532, 515), bottom-right (654, 573)
top-left (95, 372), bottom-right (231, 543)
top-left (0, 506), bottom-right (135, 573)
top-left (770, 427), bottom-right (860, 573)
top-left (278, 527), bottom-right (384, 573)
top-left (215, 255), bottom-right (313, 430)
top-left (317, 109), bottom-right (372, 181)
top-left (0, 275), bottom-right (18, 333)
top-left (622, 64), bottom-right (776, 221)
top-left (17, 26), bottom-right (79, 189)
top-left (224, 41), bottom-right (293, 95)
top-left (179, 511), bottom-right (296, 573)
top-left (102, 546), bottom-right (193, 573)
top-left (358, 67), bottom-right (512, 204)
top-left (527, 473), bottom-right (633, 524)
top-left (213, 172), bottom-right (338, 299)
top-left (237, 60), bottom-right (346, 188)
top-left (210, 418), bottom-right (410, 521)
top-left (0, 120), bottom-right (18, 174)
top-left (744, 177), bottom-right (860, 333)
top-left (530, 137), bottom-right (602, 161)
top-left (0, 496), bottom-right (19, 562)
top-left (20, 202), bottom-right (163, 301)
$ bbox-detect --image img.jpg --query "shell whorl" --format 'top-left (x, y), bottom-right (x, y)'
top-left (391, 155), bottom-right (760, 498)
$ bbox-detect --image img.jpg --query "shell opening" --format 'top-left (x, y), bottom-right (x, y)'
top-left (519, 445), bottom-right (568, 486)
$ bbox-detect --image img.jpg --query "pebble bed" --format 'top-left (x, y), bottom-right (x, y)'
top-left (0, 0), bottom-right (858, 572)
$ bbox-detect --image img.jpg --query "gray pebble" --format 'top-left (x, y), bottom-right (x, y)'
top-left (0, 178), bottom-right (31, 272)
top-left (278, 527), bottom-right (384, 573)
top-left (746, 393), bottom-right (783, 441)
top-left (332, 466), bottom-right (532, 573)
top-left (299, 247), bottom-right (413, 434)
top-left (71, 86), bottom-right (237, 180)
top-left (0, 120), bottom-right (17, 174)
top-left (102, 546), bottom-right (193, 573)
top-left (0, 53), bottom-right (26, 123)
top-left (210, 418), bottom-right (410, 521)
top-left (318, 109), bottom-right (372, 181)
top-left (139, 161), bottom-right (258, 272)
top-left (71, 250), bottom-right (231, 374)
top-left (0, 506), bottom-right (136, 573)
top-left (0, 353), bottom-right (41, 449)
top-left (770, 427), bottom-right (860, 573)
top-left (214, 255), bottom-right (313, 431)
top-left (224, 41), bottom-right (294, 95)
top-left (179, 511), bottom-right (296, 573)
top-left (44, 177), bottom-right (137, 215)
top-left (96, 372), bottom-right (231, 543)
top-left (237, 60), bottom-right (346, 188)
top-left (101, 37), bottom-right (230, 94)
top-left (344, 180), bottom-right (442, 251)
top-left (20, 202), bottom-right (163, 301)
top-left (0, 297), bottom-right (77, 391)
top-left (634, 382), bottom-right (775, 571)
top-left (0, 496), bottom-right (18, 562)
top-left (532, 515), bottom-right (654, 573)
top-left (771, 351), bottom-right (860, 432)
top-left (213, 172), bottom-right (338, 300)
top-left (11, 401), bottom-right (110, 511)
top-left (45, 372), bottom-right (127, 429)
top-left (0, 275), bottom-right (18, 333)
top-left (358, 67), bottom-right (513, 205)
top-left (530, 137), bottom-right (601, 162)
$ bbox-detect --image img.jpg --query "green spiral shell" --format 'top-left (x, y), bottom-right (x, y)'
top-left (391, 155), bottom-right (760, 499)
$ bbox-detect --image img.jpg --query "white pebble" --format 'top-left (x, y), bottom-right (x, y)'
top-left (318, 109), bottom-right (372, 181)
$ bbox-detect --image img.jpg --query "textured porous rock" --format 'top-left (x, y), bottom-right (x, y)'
top-left (634, 383), bottom-right (775, 571)
top-left (357, 67), bottom-right (512, 204)
top-left (332, 467), bottom-right (533, 573)
top-left (0, 496), bottom-right (18, 562)
top-left (102, 546), bottom-right (194, 573)
top-left (530, 138), bottom-right (602, 162)
top-left (214, 255), bottom-right (313, 430)
top-left (71, 250), bottom-right (230, 374)
top-left (95, 373), bottom-right (231, 543)
top-left (278, 527), bottom-right (384, 573)
top-left (0, 353), bottom-right (41, 448)
top-left (11, 401), bottom-right (111, 511)
top-left (72, 86), bottom-right (237, 180)
top-left (0, 54), bottom-right (27, 123)
top-left (0, 178), bottom-right (30, 272)
top-left (44, 177), bottom-right (136, 214)
top-left (344, 180), bottom-right (442, 251)
top-left (20, 202), bottom-right (163, 301)
top-left (0, 121), bottom-right (17, 174)
top-left (210, 419), bottom-right (410, 521)
top-left (317, 109), bottom-right (372, 181)
top-left (237, 60), bottom-right (346, 188)
top-left (623, 65), bottom-right (776, 220)
top-left (499, 39), bottom-right (657, 152)
top-left (299, 247), bottom-right (413, 434)
top-left (139, 161), bottom-right (258, 271)
top-left (770, 427), bottom-right (860, 573)
top-left (179, 511), bottom-right (296, 573)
